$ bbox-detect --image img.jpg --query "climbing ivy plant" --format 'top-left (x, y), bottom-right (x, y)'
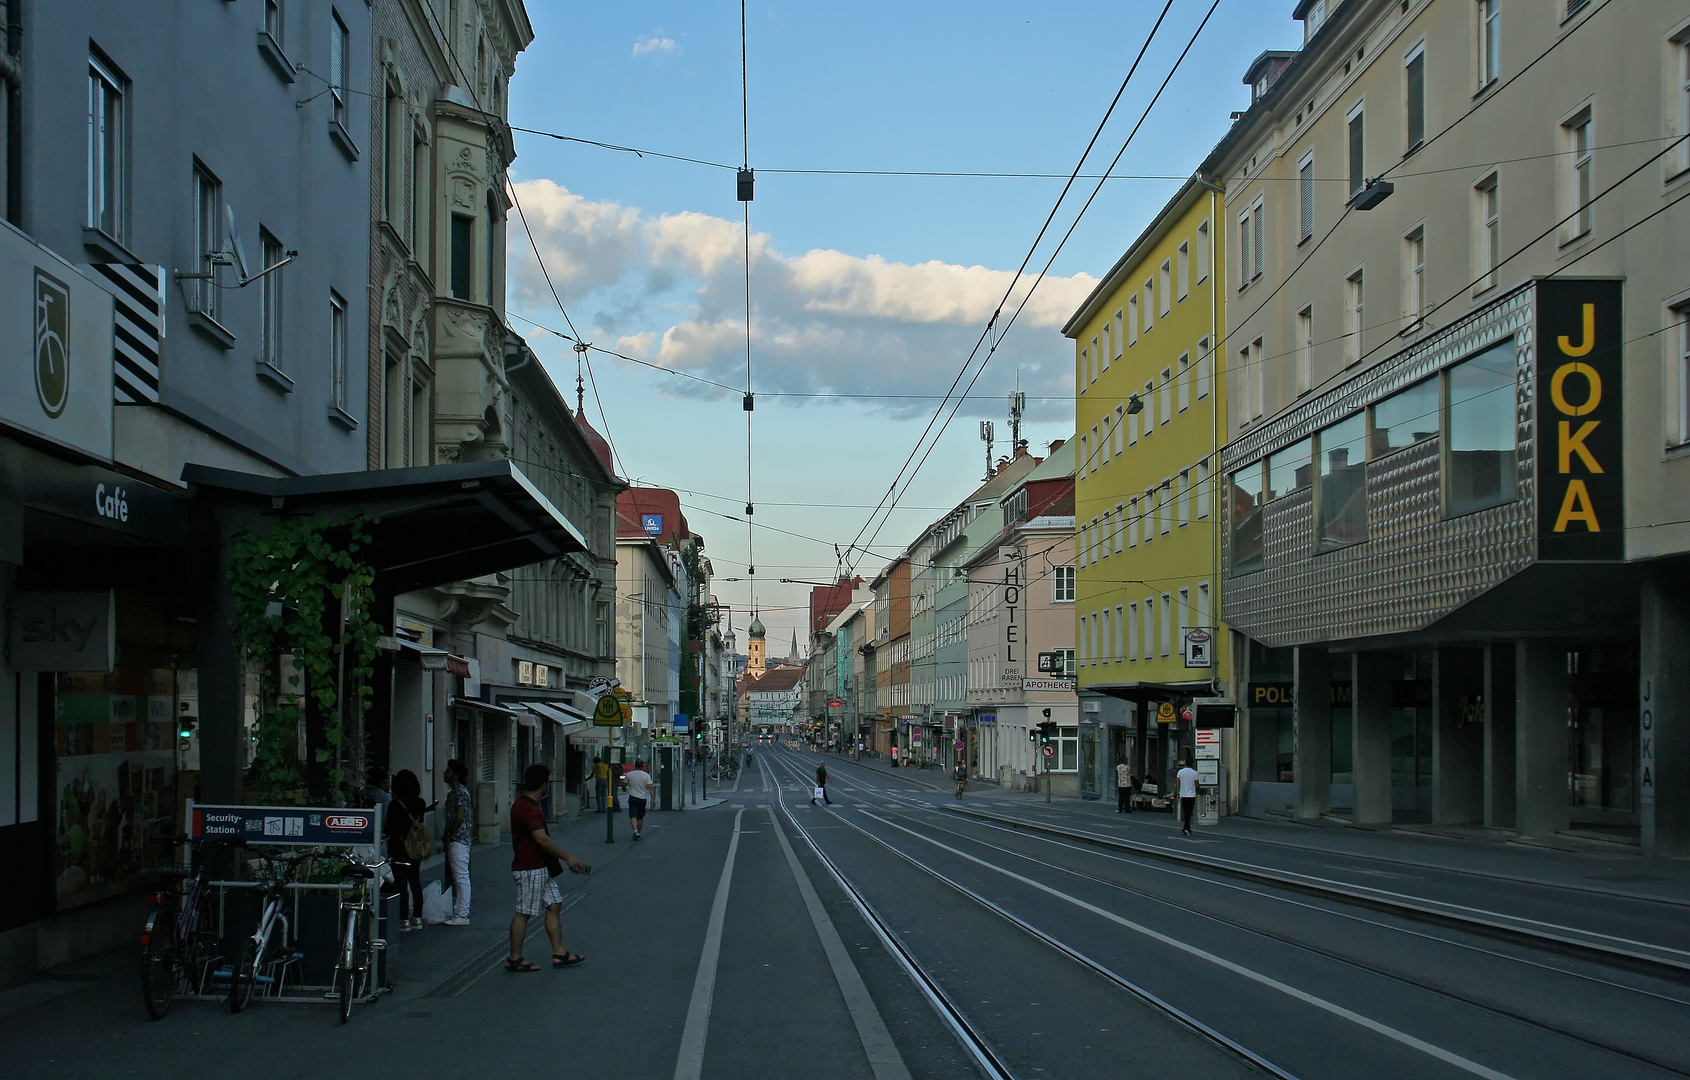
top-left (228, 516), bottom-right (380, 805)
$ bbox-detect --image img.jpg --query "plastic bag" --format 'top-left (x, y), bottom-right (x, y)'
top-left (421, 881), bottom-right (452, 925)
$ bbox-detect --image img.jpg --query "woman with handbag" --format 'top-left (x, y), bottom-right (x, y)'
top-left (386, 769), bottom-right (432, 932)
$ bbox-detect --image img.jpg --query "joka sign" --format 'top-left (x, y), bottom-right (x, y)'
top-left (1536, 279), bottom-right (1623, 561)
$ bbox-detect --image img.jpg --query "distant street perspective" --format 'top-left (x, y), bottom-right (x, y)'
top-left (2, 2), bottom-right (1689, 1079)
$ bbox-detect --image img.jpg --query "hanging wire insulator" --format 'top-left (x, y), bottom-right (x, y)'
top-left (745, 504), bottom-right (754, 516)
top-left (742, 393), bottom-right (754, 411)
top-left (737, 168), bottom-right (754, 202)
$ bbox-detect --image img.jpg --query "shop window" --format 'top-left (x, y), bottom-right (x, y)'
top-left (1230, 463), bottom-right (1266, 574)
top-left (1057, 726), bottom-right (1079, 771)
top-left (1316, 412), bottom-right (1368, 550)
top-left (1445, 338), bottom-right (1518, 516)
top-left (1370, 376), bottom-right (1439, 457)
top-left (1267, 438), bottom-right (1312, 500)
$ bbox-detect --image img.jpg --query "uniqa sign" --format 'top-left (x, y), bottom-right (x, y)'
top-left (1536, 279), bottom-right (1623, 561)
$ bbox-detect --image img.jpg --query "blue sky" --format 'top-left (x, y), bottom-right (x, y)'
top-left (504, 1), bottom-right (1302, 649)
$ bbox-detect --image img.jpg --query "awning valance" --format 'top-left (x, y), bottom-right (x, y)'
top-left (386, 637), bottom-right (473, 676)
top-left (450, 696), bottom-right (528, 722)
top-left (524, 701), bottom-right (588, 736)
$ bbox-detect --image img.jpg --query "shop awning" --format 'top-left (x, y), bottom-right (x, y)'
top-left (385, 637), bottom-right (473, 676)
top-left (183, 459), bottom-right (589, 595)
top-left (450, 696), bottom-right (531, 725)
top-left (524, 701), bottom-right (589, 735)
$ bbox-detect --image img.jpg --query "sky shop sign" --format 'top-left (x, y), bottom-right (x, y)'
top-left (1536, 279), bottom-right (1623, 561)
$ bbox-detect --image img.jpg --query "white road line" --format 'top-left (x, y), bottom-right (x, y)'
top-left (673, 807), bottom-right (745, 1080)
top-left (767, 806), bottom-right (913, 1080)
top-left (861, 811), bottom-right (1520, 1080)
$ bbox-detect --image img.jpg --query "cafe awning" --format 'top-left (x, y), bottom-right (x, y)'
top-left (524, 701), bottom-right (589, 736)
top-left (183, 459), bottom-right (589, 595)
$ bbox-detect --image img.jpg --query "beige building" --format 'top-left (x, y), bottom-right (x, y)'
top-left (1208, 0), bottom-right (1690, 852)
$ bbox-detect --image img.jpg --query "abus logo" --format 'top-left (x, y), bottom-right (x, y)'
top-left (325, 814), bottom-right (370, 830)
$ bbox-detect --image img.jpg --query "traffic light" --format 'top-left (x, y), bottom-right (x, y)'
top-left (1036, 721), bottom-right (1057, 744)
top-left (177, 714), bottom-right (196, 740)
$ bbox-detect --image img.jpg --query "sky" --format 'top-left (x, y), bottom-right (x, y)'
top-left (504, 1), bottom-right (1303, 650)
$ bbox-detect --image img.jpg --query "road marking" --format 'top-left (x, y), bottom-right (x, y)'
top-left (673, 807), bottom-right (745, 1080)
top-left (767, 806), bottom-right (913, 1080)
top-left (862, 811), bottom-right (1520, 1080)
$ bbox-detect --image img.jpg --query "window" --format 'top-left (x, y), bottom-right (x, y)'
top-left (1102, 608), bottom-right (1112, 662)
top-left (1370, 376), bottom-right (1440, 456)
top-left (1144, 380), bottom-right (1156, 434)
top-left (383, 353), bottom-right (405, 466)
top-left (1142, 489), bottom-right (1155, 543)
top-left (1178, 469), bottom-right (1190, 526)
top-left (1249, 338), bottom-right (1264, 418)
top-left (1238, 207), bottom-right (1252, 289)
top-left (1197, 582), bottom-right (1210, 637)
top-left (1079, 349), bottom-right (1089, 393)
top-left (1348, 104), bottom-right (1366, 197)
top-left (1128, 405), bottom-right (1139, 446)
top-left (1078, 434), bottom-right (1090, 478)
top-left (1159, 483), bottom-right (1172, 535)
top-left (1299, 153), bottom-right (1315, 241)
top-left (1405, 44), bottom-right (1426, 152)
top-left (412, 378), bottom-right (432, 466)
top-left (1100, 331), bottom-right (1110, 373)
top-left (88, 57), bottom-right (127, 242)
top-left (259, 229), bottom-right (284, 370)
top-left (1115, 504), bottom-right (1125, 553)
top-left (1676, 36), bottom-right (1690, 176)
top-left (1197, 337), bottom-right (1211, 400)
top-left (1446, 338), bottom-right (1518, 515)
top-left (1159, 261), bottom-right (1172, 316)
top-left (1113, 310), bottom-right (1125, 358)
top-left (1405, 227), bottom-right (1426, 325)
top-left (1230, 463), bottom-right (1266, 574)
top-left (1113, 404), bottom-right (1125, 455)
top-left (1057, 726), bottom-right (1078, 772)
top-left (1128, 602), bottom-right (1139, 660)
top-left (412, 130), bottom-right (429, 253)
top-left (1177, 353), bottom-right (1190, 412)
top-left (1053, 565), bottom-right (1076, 603)
top-left (1159, 594), bottom-right (1171, 657)
top-left (191, 162), bottom-right (222, 319)
top-left (1478, 0), bottom-right (1500, 88)
top-left (1296, 306), bottom-right (1313, 394)
top-left (1304, 0), bottom-right (1326, 42)
top-left (1678, 304), bottom-right (1690, 444)
top-left (330, 291), bottom-right (350, 413)
top-left (1177, 588), bottom-right (1190, 648)
top-left (1128, 294), bottom-right (1140, 345)
top-left (450, 213), bottom-right (473, 300)
top-left (1475, 174), bottom-right (1500, 291)
top-left (1128, 496), bottom-right (1139, 547)
top-left (1345, 270), bottom-right (1365, 365)
top-left (384, 81), bottom-right (404, 223)
top-left (1267, 439), bottom-right (1312, 500)
top-left (329, 11), bottom-right (350, 127)
top-left (1197, 219), bottom-right (1211, 282)
top-left (1316, 412), bottom-right (1368, 549)
top-left (1197, 461), bottom-right (1211, 519)
top-left (1252, 197), bottom-right (1264, 279)
top-left (1177, 242), bottom-right (1190, 299)
top-left (487, 194), bottom-right (500, 304)
top-left (1565, 109), bottom-right (1593, 239)
top-left (1143, 280), bottom-right (1154, 332)
top-left (1159, 368), bottom-right (1172, 426)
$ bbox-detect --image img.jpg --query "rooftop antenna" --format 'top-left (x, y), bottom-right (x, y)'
top-left (979, 420), bottom-right (995, 481)
top-left (176, 204), bottom-right (295, 289)
top-left (1008, 388), bottom-right (1026, 456)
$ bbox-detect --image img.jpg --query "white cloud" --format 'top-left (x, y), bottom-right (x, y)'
top-left (631, 35), bottom-right (679, 58)
top-left (508, 179), bottom-right (1093, 417)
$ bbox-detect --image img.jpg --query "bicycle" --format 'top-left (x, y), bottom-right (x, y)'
top-left (228, 849), bottom-right (317, 1013)
top-left (330, 854), bottom-right (388, 1024)
top-left (140, 834), bottom-right (238, 1019)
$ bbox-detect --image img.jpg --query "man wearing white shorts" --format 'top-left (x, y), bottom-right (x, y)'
top-left (506, 764), bottom-right (588, 972)
top-left (624, 759), bottom-right (653, 840)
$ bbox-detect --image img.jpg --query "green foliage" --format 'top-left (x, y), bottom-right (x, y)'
top-left (228, 517), bottom-right (380, 805)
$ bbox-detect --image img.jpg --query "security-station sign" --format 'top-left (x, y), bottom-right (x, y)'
top-left (1194, 728), bottom-right (1221, 759)
top-left (187, 801), bottom-right (379, 846)
top-left (1183, 627), bottom-right (1213, 668)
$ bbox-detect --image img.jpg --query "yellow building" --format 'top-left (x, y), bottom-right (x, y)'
top-left (1061, 175), bottom-right (1230, 797)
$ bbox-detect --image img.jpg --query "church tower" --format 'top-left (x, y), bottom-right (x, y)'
top-left (747, 615), bottom-right (766, 676)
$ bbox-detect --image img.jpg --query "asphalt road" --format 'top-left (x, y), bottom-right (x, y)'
top-left (2, 746), bottom-right (1685, 1080)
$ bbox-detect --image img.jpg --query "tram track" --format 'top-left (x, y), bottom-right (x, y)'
top-left (769, 749), bottom-right (1690, 1080)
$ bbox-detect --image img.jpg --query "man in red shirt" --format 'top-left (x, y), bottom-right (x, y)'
top-left (507, 764), bottom-right (588, 972)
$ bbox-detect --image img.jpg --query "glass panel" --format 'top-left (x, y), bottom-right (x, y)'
top-left (1230, 464), bottom-right (1266, 574)
top-left (1370, 377), bottom-right (1439, 456)
top-left (1446, 338), bottom-right (1517, 515)
top-left (1267, 439), bottom-right (1312, 500)
top-left (1317, 413), bottom-right (1368, 549)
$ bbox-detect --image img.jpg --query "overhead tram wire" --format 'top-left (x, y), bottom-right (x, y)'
top-left (837, 0), bottom-right (1182, 578)
top-left (850, 0), bottom-right (1223, 575)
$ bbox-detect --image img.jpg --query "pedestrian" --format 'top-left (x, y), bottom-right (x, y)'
top-left (624, 758), bottom-right (653, 839)
top-left (812, 760), bottom-right (832, 805)
top-left (507, 763), bottom-right (588, 972)
top-left (593, 752), bottom-right (611, 812)
top-left (441, 759), bottom-right (473, 925)
top-left (890, 745), bottom-right (899, 769)
top-left (1176, 757), bottom-right (1200, 835)
top-left (361, 766), bottom-right (391, 812)
top-left (1116, 760), bottom-right (1136, 814)
top-left (385, 769), bottom-right (430, 931)
top-left (953, 762), bottom-right (968, 799)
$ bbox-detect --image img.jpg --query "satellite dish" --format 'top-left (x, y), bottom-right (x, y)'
top-left (224, 204), bottom-right (251, 282)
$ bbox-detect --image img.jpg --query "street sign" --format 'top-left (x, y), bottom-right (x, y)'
top-left (1183, 627), bottom-right (1213, 668)
top-left (188, 802), bottom-right (378, 846)
top-left (1021, 677), bottom-right (1076, 692)
top-left (828, 699), bottom-right (842, 707)
top-left (954, 740), bottom-right (964, 750)
top-left (1195, 728), bottom-right (1221, 759)
top-left (1041, 744), bottom-right (1056, 759)
top-left (1155, 701), bottom-right (1178, 723)
top-left (592, 694), bottom-right (627, 727)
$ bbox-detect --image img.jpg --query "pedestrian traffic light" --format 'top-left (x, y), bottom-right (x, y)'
top-left (177, 714), bottom-right (196, 740)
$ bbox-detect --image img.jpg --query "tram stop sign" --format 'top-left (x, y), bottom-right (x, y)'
top-left (593, 694), bottom-right (628, 727)
top-left (1156, 701), bottom-right (1178, 723)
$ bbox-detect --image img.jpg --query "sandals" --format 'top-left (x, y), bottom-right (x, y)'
top-left (504, 958), bottom-right (541, 973)
top-left (552, 952), bottom-right (586, 968)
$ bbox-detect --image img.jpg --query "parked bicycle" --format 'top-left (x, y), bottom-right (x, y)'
top-left (330, 853), bottom-right (389, 1024)
top-left (140, 834), bottom-right (239, 1020)
top-left (228, 848), bottom-right (318, 1013)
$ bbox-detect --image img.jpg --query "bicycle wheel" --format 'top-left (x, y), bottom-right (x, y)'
top-left (336, 911), bottom-right (357, 1024)
top-left (140, 915), bottom-right (178, 1020)
top-left (229, 936), bottom-right (264, 1014)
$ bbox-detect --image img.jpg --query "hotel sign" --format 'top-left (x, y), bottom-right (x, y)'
top-left (1536, 279), bottom-right (1623, 561)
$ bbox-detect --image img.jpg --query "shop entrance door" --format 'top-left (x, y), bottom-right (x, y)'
top-left (1567, 643), bottom-right (1639, 835)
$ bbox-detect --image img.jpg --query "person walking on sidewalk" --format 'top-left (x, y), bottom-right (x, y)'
top-left (441, 759), bottom-right (473, 925)
top-left (385, 769), bottom-right (430, 932)
top-left (624, 759), bottom-right (653, 839)
top-left (1176, 758), bottom-right (1200, 835)
top-left (1116, 761), bottom-right (1136, 814)
top-left (812, 761), bottom-right (832, 805)
top-left (507, 764), bottom-right (587, 973)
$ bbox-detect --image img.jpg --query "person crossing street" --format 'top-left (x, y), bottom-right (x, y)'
top-left (811, 760), bottom-right (832, 805)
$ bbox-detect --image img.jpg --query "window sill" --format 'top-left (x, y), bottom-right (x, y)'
top-left (328, 405), bottom-right (360, 431)
top-left (1472, 77), bottom-right (1498, 101)
top-left (256, 359), bottom-right (294, 393)
top-left (1297, 232), bottom-right (1312, 247)
top-left (1558, 227), bottom-right (1593, 251)
top-left (256, 31), bottom-right (296, 83)
top-left (82, 226), bottom-right (138, 264)
top-left (185, 309), bottom-right (237, 350)
top-left (1402, 140), bottom-right (1424, 161)
top-left (1472, 279), bottom-right (1498, 299)
top-left (329, 120), bottom-right (361, 162)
